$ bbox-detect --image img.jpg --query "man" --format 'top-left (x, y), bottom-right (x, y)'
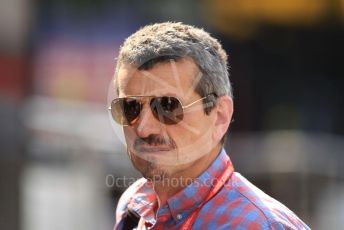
top-left (110, 22), bottom-right (310, 229)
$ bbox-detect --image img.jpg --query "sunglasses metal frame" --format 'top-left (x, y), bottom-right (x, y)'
top-left (108, 94), bottom-right (215, 126)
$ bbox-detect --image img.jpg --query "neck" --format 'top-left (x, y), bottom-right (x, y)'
top-left (153, 144), bottom-right (222, 206)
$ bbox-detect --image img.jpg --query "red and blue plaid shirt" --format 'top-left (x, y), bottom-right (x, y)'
top-left (115, 149), bottom-right (310, 229)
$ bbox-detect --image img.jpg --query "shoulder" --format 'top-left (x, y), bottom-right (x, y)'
top-left (115, 177), bottom-right (146, 224)
top-left (229, 173), bottom-right (310, 229)
top-left (194, 172), bottom-right (310, 229)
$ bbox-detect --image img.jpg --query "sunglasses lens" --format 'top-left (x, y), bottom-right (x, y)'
top-left (111, 98), bottom-right (141, 125)
top-left (151, 97), bottom-right (184, 124)
top-left (111, 96), bottom-right (184, 126)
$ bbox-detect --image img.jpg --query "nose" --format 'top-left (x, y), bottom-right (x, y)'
top-left (134, 102), bottom-right (162, 138)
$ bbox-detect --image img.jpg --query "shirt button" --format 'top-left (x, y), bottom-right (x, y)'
top-left (176, 214), bottom-right (183, 220)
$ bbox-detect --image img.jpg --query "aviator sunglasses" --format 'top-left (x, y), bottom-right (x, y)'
top-left (109, 94), bottom-right (216, 126)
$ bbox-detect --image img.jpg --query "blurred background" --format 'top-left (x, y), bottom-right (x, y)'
top-left (1, 0), bottom-right (344, 229)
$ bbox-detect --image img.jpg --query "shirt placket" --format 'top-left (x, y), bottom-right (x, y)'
top-left (152, 205), bottom-right (171, 229)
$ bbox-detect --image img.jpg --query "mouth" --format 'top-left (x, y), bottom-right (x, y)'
top-left (136, 145), bottom-right (173, 153)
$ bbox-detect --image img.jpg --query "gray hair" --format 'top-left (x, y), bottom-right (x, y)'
top-left (115, 22), bottom-right (232, 114)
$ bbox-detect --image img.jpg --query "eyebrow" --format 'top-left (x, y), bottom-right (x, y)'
top-left (120, 92), bottom-right (180, 98)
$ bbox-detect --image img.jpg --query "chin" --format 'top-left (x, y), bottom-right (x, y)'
top-left (131, 156), bottom-right (167, 181)
top-left (141, 166), bottom-right (168, 182)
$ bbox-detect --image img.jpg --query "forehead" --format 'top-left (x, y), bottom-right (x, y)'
top-left (116, 58), bottom-right (201, 99)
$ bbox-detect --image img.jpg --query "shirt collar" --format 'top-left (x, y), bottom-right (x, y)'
top-left (127, 181), bottom-right (158, 225)
top-left (167, 148), bottom-right (232, 222)
top-left (127, 148), bottom-right (233, 225)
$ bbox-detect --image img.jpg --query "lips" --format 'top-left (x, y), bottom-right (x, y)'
top-left (136, 145), bottom-right (173, 153)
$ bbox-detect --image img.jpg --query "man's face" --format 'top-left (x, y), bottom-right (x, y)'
top-left (116, 58), bottom-right (217, 180)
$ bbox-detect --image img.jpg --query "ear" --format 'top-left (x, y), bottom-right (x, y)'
top-left (212, 96), bottom-right (233, 143)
